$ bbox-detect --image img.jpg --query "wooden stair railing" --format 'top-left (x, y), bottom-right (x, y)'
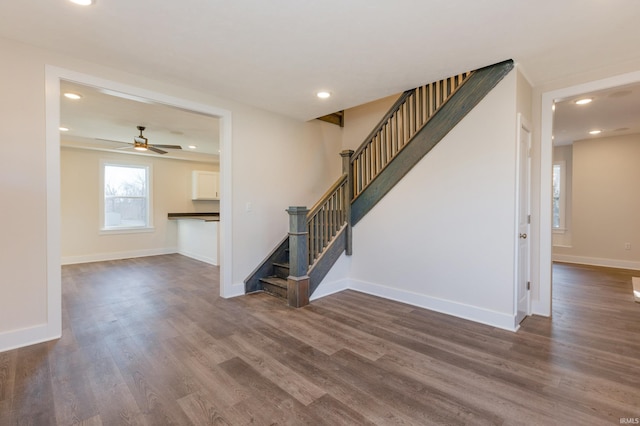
top-left (244, 60), bottom-right (514, 307)
top-left (351, 71), bottom-right (472, 201)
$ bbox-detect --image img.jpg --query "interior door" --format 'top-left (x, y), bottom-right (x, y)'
top-left (516, 114), bottom-right (531, 324)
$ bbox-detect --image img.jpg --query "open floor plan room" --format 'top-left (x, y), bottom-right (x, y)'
top-left (1, 256), bottom-right (639, 424)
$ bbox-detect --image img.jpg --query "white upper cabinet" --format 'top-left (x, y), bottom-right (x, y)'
top-left (192, 171), bottom-right (219, 200)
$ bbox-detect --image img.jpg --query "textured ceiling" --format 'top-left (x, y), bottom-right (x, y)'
top-left (1, 1), bottom-right (640, 120)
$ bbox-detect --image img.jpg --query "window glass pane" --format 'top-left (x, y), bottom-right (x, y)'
top-left (552, 164), bottom-right (561, 228)
top-left (105, 165), bottom-right (146, 197)
top-left (104, 164), bottom-right (148, 229)
top-left (105, 197), bottom-right (147, 227)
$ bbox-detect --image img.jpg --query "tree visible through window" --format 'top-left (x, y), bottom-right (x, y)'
top-left (103, 163), bottom-right (150, 229)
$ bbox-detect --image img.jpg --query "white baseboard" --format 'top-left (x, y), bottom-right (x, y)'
top-left (531, 300), bottom-right (551, 317)
top-left (178, 249), bottom-right (218, 266)
top-left (348, 279), bottom-right (518, 332)
top-left (310, 278), bottom-right (350, 301)
top-left (61, 247), bottom-right (178, 265)
top-left (0, 323), bottom-right (60, 353)
top-left (222, 282), bottom-right (246, 299)
top-left (553, 254), bottom-right (640, 271)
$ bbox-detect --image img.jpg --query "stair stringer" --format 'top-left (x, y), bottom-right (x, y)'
top-left (244, 236), bottom-right (288, 293)
top-left (308, 225), bottom-right (348, 295)
top-left (351, 59), bottom-right (514, 225)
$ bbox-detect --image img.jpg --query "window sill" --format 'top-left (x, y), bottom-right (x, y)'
top-left (100, 226), bottom-right (155, 235)
top-left (552, 228), bottom-right (567, 234)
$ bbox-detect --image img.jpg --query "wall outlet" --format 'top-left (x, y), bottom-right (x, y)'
top-left (625, 242), bottom-right (631, 250)
top-left (245, 202), bottom-right (252, 212)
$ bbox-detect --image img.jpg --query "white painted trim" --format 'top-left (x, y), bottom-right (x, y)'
top-left (309, 278), bottom-right (351, 301)
top-left (33, 65), bottom-right (234, 353)
top-left (61, 248), bottom-right (178, 265)
top-left (0, 324), bottom-right (60, 354)
top-left (349, 279), bottom-right (518, 332)
top-left (632, 277), bottom-right (640, 303)
top-left (553, 254), bottom-right (640, 272)
top-left (227, 282), bottom-right (245, 298)
top-left (538, 68), bottom-right (640, 317)
top-left (177, 249), bottom-right (217, 266)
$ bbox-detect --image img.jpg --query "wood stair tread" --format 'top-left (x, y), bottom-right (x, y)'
top-left (260, 276), bottom-right (288, 288)
top-left (272, 262), bottom-right (290, 268)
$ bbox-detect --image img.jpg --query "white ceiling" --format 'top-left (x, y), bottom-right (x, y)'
top-left (2, 1), bottom-right (640, 121)
top-left (3, 1), bottom-right (640, 155)
top-left (553, 82), bottom-right (640, 146)
top-left (60, 80), bottom-right (220, 161)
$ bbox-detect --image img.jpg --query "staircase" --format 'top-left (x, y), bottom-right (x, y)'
top-left (260, 260), bottom-right (290, 299)
top-left (245, 59), bottom-right (514, 306)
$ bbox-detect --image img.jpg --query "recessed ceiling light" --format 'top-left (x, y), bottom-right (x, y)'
top-left (63, 92), bottom-right (82, 100)
top-left (59, 127), bottom-right (69, 132)
top-left (188, 145), bottom-right (197, 149)
top-left (575, 98), bottom-right (593, 105)
top-left (316, 91), bottom-right (331, 99)
top-left (589, 129), bottom-right (602, 135)
top-left (69, 0), bottom-right (95, 5)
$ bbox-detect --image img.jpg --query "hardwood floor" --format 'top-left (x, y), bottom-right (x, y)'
top-left (1, 256), bottom-right (639, 425)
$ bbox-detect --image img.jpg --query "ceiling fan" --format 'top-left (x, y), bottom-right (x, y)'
top-left (97, 125), bottom-right (182, 154)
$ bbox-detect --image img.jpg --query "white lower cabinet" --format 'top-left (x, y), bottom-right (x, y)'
top-left (177, 220), bottom-right (218, 265)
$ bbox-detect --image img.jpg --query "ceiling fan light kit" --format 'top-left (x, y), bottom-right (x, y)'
top-left (96, 125), bottom-right (183, 155)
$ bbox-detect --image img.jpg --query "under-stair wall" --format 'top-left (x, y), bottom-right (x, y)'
top-left (244, 60), bottom-right (530, 330)
top-left (343, 68), bottom-right (531, 331)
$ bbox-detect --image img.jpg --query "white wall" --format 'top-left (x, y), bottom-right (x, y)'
top-left (339, 71), bottom-right (522, 330)
top-left (342, 94), bottom-right (399, 151)
top-left (553, 134), bottom-right (640, 269)
top-left (60, 147), bottom-right (218, 264)
top-left (0, 36), bottom-right (342, 352)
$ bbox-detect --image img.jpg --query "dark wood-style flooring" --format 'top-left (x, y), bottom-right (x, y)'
top-left (1, 256), bottom-right (639, 425)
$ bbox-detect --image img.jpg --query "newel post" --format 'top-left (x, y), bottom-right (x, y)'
top-left (341, 150), bottom-right (354, 255)
top-left (286, 206), bottom-right (309, 308)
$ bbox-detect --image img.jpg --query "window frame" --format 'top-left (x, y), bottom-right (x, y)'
top-left (99, 159), bottom-right (154, 234)
top-left (552, 160), bottom-right (566, 233)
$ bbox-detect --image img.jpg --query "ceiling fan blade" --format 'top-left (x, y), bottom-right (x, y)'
top-left (147, 146), bottom-right (167, 154)
top-left (152, 144), bottom-right (182, 150)
top-left (95, 138), bottom-right (130, 144)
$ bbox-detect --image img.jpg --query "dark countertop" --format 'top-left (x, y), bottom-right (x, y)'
top-left (168, 212), bottom-right (220, 222)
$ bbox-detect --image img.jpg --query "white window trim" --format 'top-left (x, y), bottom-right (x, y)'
top-left (99, 159), bottom-right (154, 234)
top-left (552, 160), bottom-right (566, 232)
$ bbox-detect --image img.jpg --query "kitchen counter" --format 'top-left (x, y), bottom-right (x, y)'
top-left (170, 213), bottom-right (219, 265)
top-left (168, 212), bottom-right (219, 222)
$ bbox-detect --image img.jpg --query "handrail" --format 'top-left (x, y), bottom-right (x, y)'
top-left (306, 174), bottom-right (349, 267)
top-left (350, 71), bottom-right (473, 201)
top-left (307, 174), bottom-right (348, 219)
top-left (351, 90), bottom-right (414, 161)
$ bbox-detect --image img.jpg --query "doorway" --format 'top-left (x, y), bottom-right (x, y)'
top-left (45, 66), bottom-right (235, 338)
top-left (538, 69), bottom-right (640, 315)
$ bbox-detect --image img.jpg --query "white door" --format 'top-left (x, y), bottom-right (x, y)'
top-left (516, 114), bottom-right (531, 324)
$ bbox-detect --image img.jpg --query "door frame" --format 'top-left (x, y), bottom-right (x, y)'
top-left (515, 113), bottom-right (532, 325)
top-left (537, 68), bottom-right (640, 316)
top-left (45, 66), bottom-right (235, 339)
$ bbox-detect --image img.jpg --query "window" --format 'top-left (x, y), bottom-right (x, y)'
top-left (552, 161), bottom-right (566, 231)
top-left (101, 162), bottom-right (152, 232)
